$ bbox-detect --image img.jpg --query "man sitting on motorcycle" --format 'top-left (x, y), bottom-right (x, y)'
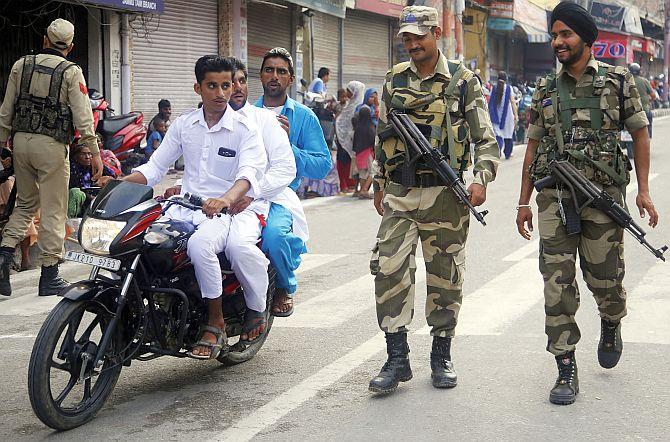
top-left (101, 55), bottom-right (269, 359)
top-left (164, 56), bottom-right (299, 342)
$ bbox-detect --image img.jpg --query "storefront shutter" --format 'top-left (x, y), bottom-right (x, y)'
top-left (312, 11), bottom-right (340, 92)
top-left (131, 0), bottom-right (218, 120)
top-left (246, 0), bottom-right (292, 103)
top-left (343, 10), bottom-right (390, 92)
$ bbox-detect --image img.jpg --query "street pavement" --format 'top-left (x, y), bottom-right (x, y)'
top-left (2, 118), bottom-right (670, 440)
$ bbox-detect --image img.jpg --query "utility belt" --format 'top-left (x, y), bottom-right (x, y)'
top-left (390, 169), bottom-right (454, 188)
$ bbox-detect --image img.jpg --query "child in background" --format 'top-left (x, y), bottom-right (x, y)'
top-left (145, 119), bottom-right (166, 160)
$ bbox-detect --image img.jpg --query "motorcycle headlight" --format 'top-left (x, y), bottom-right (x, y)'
top-left (80, 218), bottom-right (126, 256)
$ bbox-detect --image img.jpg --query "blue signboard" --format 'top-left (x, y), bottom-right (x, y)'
top-left (289, 0), bottom-right (346, 18)
top-left (487, 17), bottom-right (514, 31)
top-left (82, 0), bottom-right (164, 14)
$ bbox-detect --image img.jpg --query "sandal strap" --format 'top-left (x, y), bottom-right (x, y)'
top-left (200, 324), bottom-right (224, 337)
top-left (242, 309), bottom-right (267, 333)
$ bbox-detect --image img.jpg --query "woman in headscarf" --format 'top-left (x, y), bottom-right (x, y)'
top-left (488, 71), bottom-right (518, 160)
top-left (356, 88), bottom-right (380, 127)
top-left (335, 80), bottom-right (365, 193)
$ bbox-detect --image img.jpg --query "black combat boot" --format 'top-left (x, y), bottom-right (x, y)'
top-left (38, 264), bottom-right (70, 296)
top-left (368, 333), bottom-right (412, 394)
top-left (598, 319), bottom-right (623, 369)
top-left (430, 336), bottom-right (458, 388)
top-left (0, 247), bottom-right (13, 297)
top-left (549, 351), bottom-right (579, 405)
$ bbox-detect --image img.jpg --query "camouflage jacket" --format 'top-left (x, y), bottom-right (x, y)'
top-left (527, 57), bottom-right (648, 141)
top-left (373, 51), bottom-right (499, 192)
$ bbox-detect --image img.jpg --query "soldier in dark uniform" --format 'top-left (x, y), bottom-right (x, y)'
top-left (515, 3), bottom-right (659, 405)
top-left (0, 18), bottom-right (101, 297)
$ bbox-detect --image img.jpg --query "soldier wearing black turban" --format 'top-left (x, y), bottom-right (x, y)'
top-left (549, 1), bottom-right (598, 45)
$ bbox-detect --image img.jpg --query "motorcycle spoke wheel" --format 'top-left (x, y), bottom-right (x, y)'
top-left (28, 299), bottom-right (123, 430)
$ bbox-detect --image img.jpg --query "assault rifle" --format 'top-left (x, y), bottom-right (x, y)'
top-left (534, 160), bottom-right (667, 261)
top-left (387, 111), bottom-right (488, 226)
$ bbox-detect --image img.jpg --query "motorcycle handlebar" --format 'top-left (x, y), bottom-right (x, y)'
top-left (158, 193), bottom-right (226, 217)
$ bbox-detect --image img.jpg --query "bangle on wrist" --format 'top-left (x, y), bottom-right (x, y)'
top-left (516, 204), bottom-right (531, 210)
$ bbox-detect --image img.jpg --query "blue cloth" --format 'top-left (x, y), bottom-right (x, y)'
top-left (261, 203), bottom-right (307, 294)
top-left (309, 78), bottom-right (325, 94)
top-left (254, 95), bottom-right (331, 293)
top-left (356, 88), bottom-right (379, 126)
top-left (146, 131), bottom-right (163, 156)
top-left (254, 95), bottom-right (331, 190)
top-left (489, 84), bottom-right (511, 130)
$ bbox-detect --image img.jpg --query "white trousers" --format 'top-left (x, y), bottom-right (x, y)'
top-left (165, 204), bottom-right (270, 312)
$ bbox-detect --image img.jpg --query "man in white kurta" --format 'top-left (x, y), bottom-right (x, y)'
top-left (133, 105), bottom-right (269, 312)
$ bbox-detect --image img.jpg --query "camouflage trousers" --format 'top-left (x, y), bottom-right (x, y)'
top-left (371, 182), bottom-right (469, 338)
top-left (537, 186), bottom-right (627, 356)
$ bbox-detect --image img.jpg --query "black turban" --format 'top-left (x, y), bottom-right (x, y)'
top-left (550, 2), bottom-right (598, 45)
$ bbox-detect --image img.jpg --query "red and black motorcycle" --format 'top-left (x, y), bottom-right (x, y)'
top-left (27, 181), bottom-right (275, 430)
top-left (78, 89), bottom-right (147, 174)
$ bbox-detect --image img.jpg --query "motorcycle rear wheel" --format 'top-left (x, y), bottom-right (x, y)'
top-left (218, 267), bottom-right (276, 366)
top-left (28, 298), bottom-right (122, 430)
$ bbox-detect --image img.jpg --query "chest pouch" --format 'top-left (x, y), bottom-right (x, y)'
top-left (12, 55), bottom-right (76, 144)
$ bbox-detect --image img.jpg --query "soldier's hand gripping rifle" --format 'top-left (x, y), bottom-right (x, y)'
top-left (534, 160), bottom-right (667, 261)
top-left (387, 111), bottom-right (488, 226)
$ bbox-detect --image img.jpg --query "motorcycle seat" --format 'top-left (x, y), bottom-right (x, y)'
top-left (98, 113), bottom-right (141, 136)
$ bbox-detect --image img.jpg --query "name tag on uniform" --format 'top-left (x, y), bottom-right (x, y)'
top-left (217, 147), bottom-right (236, 158)
top-left (542, 98), bottom-right (552, 108)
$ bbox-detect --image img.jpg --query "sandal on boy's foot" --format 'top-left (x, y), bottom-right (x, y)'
top-left (271, 292), bottom-right (294, 317)
top-left (239, 309), bottom-right (268, 345)
top-left (187, 325), bottom-right (227, 360)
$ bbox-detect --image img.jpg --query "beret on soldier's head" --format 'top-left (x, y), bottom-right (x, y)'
top-left (549, 2), bottom-right (598, 45)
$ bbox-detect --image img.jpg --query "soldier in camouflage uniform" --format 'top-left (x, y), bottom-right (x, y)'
top-left (368, 6), bottom-right (499, 394)
top-left (0, 19), bottom-right (100, 297)
top-left (515, 2), bottom-right (659, 405)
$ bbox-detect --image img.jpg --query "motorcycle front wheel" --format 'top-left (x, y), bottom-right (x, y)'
top-left (28, 298), bottom-right (123, 430)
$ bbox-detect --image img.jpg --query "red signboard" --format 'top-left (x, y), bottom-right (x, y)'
top-left (355, 0), bottom-right (404, 17)
top-left (592, 31), bottom-right (629, 61)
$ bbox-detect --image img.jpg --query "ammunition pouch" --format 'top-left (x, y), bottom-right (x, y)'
top-left (11, 55), bottom-right (76, 144)
top-left (530, 128), bottom-right (630, 187)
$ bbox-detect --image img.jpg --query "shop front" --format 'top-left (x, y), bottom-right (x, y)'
top-left (130, 0), bottom-right (216, 118)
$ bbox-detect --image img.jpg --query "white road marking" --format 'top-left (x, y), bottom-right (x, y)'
top-left (211, 333), bottom-right (386, 442)
top-left (502, 173), bottom-right (659, 263)
top-left (0, 294), bottom-right (61, 317)
top-left (503, 239), bottom-right (539, 262)
top-left (0, 333), bottom-right (36, 339)
top-left (623, 261), bottom-right (670, 345)
top-left (294, 253), bottom-right (347, 276)
top-left (275, 259), bottom-right (426, 329)
top-left (415, 258), bottom-right (543, 336)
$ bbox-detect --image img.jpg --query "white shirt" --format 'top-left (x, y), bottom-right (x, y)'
top-left (134, 107), bottom-right (266, 201)
top-left (263, 105), bottom-right (284, 116)
top-left (238, 102), bottom-right (295, 199)
top-left (238, 102), bottom-right (310, 242)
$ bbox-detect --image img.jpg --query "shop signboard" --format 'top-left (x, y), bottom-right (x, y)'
top-left (593, 32), bottom-right (629, 62)
top-left (290, 0), bottom-right (346, 18)
top-left (487, 17), bottom-right (514, 31)
top-left (490, 1), bottom-right (513, 19)
top-left (82, 0), bottom-right (164, 14)
top-left (589, 1), bottom-right (625, 31)
top-left (355, 0), bottom-right (404, 17)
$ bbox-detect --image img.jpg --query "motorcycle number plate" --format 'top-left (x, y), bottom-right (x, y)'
top-left (64, 251), bottom-right (121, 271)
